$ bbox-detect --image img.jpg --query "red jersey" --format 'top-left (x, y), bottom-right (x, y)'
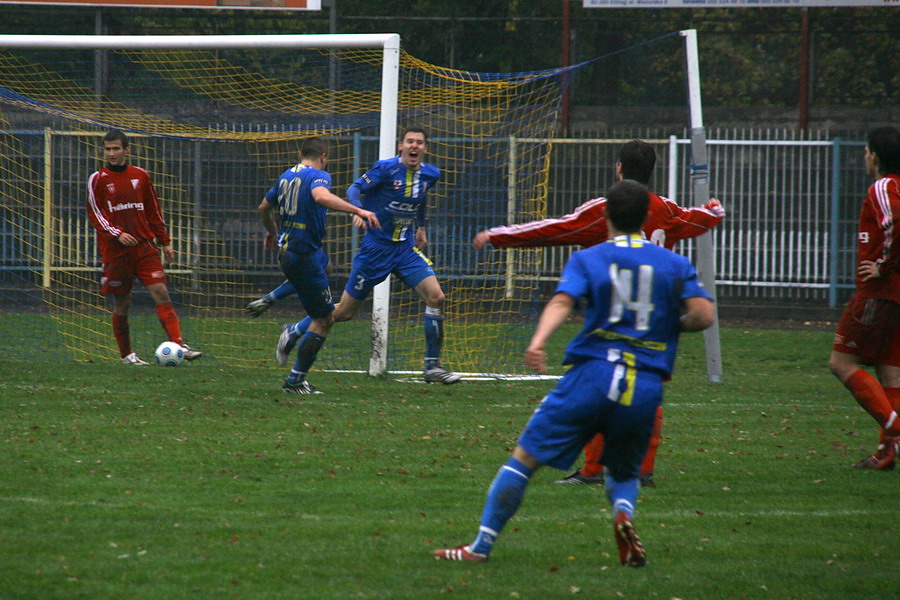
top-left (485, 192), bottom-right (723, 250)
top-left (87, 164), bottom-right (170, 260)
top-left (855, 174), bottom-right (900, 303)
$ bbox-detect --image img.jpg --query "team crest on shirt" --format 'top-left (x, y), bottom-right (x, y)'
top-left (107, 183), bottom-right (116, 193)
top-left (392, 180), bottom-right (403, 190)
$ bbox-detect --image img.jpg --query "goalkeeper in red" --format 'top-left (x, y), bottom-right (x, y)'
top-left (87, 129), bottom-right (201, 365)
top-left (828, 126), bottom-right (900, 470)
top-left (434, 179), bottom-right (715, 567)
top-left (473, 139), bottom-right (724, 487)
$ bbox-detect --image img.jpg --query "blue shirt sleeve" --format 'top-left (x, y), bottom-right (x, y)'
top-left (347, 182), bottom-right (362, 208)
top-left (356, 160), bottom-right (385, 194)
top-left (555, 252), bottom-right (590, 300)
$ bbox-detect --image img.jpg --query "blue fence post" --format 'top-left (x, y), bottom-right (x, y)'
top-left (828, 137), bottom-right (841, 308)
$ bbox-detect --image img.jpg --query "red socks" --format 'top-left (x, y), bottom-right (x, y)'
top-left (844, 369), bottom-right (896, 428)
top-left (112, 313), bottom-right (130, 357)
top-left (580, 434), bottom-right (605, 478)
top-left (156, 302), bottom-right (183, 345)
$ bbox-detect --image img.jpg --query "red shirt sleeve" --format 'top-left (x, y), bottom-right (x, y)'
top-left (486, 197), bottom-right (610, 248)
top-left (643, 194), bottom-right (724, 250)
top-left (137, 168), bottom-right (171, 247)
top-left (86, 169), bottom-right (123, 242)
top-left (857, 175), bottom-right (900, 302)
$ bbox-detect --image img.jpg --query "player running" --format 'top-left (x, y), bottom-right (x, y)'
top-left (433, 179), bottom-right (715, 567)
top-left (260, 136), bottom-right (379, 394)
top-left (272, 126), bottom-right (461, 384)
top-left (473, 139), bottom-right (724, 487)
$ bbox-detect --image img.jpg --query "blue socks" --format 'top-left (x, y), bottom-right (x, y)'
top-left (606, 475), bottom-right (640, 519)
top-left (272, 280), bottom-right (297, 302)
top-left (293, 316), bottom-right (312, 338)
top-left (470, 457), bottom-right (533, 555)
top-left (424, 306), bottom-right (444, 370)
top-left (286, 331), bottom-right (326, 384)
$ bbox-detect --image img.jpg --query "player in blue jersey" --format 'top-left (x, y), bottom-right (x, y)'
top-left (259, 137), bottom-right (379, 395)
top-left (433, 179), bottom-right (715, 567)
top-left (269, 126), bottom-right (461, 384)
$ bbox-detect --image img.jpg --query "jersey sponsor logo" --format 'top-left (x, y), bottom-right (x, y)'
top-left (387, 200), bottom-right (418, 213)
top-left (107, 201), bottom-right (145, 212)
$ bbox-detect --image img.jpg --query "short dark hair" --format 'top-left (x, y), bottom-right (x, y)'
top-left (618, 140), bottom-right (656, 185)
top-left (103, 129), bottom-right (128, 148)
top-left (399, 126), bottom-right (428, 144)
top-left (867, 126), bottom-right (900, 175)
top-left (300, 136), bottom-right (329, 160)
top-left (606, 179), bottom-right (650, 234)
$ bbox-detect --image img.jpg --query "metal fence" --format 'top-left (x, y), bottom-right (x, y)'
top-left (2, 128), bottom-right (869, 311)
top-left (539, 129), bottom-right (868, 309)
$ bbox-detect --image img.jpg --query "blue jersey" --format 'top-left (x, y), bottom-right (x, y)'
top-left (353, 156), bottom-right (440, 245)
top-left (556, 234), bottom-right (712, 379)
top-left (265, 163), bottom-right (332, 253)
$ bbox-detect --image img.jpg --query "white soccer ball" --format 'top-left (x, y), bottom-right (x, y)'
top-left (155, 341), bottom-right (186, 367)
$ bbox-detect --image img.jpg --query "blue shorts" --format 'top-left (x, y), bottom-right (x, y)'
top-left (279, 248), bottom-right (334, 319)
top-left (344, 236), bottom-right (435, 300)
top-left (517, 358), bottom-right (662, 481)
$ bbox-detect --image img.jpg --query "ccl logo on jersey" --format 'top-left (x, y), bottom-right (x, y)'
top-left (387, 200), bottom-right (418, 213)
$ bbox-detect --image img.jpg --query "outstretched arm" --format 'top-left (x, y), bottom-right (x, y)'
top-left (312, 187), bottom-right (381, 230)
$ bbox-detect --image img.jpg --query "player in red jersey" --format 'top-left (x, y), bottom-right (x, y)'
top-left (473, 140), bottom-right (724, 486)
top-left (828, 126), bottom-right (900, 470)
top-left (87, 129), bottom-right (201, 365)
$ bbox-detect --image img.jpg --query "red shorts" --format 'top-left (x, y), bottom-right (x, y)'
top-left (100, 241), bottom-right (167, 296)
top-left (833, 295), bottom-right (900, 367)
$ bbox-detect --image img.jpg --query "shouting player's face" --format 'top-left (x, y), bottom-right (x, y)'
top-left (104, 140), bottom-right (129, 167)
top-left (398, 131), bottom-right (428, 170)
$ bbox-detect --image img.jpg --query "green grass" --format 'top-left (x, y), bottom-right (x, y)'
top-left (0, 325), bottom-right (895, 600)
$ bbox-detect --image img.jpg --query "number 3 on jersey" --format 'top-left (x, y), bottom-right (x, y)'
top-left (608, 263), bottom-right (655, 331)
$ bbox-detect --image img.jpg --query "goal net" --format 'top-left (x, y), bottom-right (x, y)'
top-left (0, 34), bottom-right (568, 375)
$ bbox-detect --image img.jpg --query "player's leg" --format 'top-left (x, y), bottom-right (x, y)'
top-left (601, 370), bottom-right (661, 568)
top-left (102, 257), bottom-right (145, 364)
top-left (638, 405), bottom-right (664, 487)
top-left (556, 433), bottom-right (605, 485)
top-left (246, 279), bottom-right (297, 317)
top-left (111, 292), bottom-right (147, 365)
top-left (434, 361), bottom-right (602, 562)
top-left (433, 445), bottom-right (540, 562)
top-left (278, 249), bottom-right (333, 394)
top-left (829, 297), bottom-right (898, 436)
top-left (867, 364), bottom-right (900, 469)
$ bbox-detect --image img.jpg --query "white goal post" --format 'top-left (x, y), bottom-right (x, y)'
top-left (681, 29), bottom-right (723, 384)
top-left (0, 32), bottom-right (400, 376)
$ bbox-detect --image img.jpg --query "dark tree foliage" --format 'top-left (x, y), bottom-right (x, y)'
top-left (0, 0), bottom-right (897, 108)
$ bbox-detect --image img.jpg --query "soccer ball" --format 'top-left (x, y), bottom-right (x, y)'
top-left (155, 341), bottom-right (185, 367)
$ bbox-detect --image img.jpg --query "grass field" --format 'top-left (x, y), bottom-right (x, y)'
top-left (0, 324), bottom-right (896, 600)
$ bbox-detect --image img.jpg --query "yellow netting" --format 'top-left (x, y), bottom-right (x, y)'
top-left (0, 43), bottom-right (563, 374)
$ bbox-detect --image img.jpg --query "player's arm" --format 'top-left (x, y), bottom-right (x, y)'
top-left (415, 194), bottom-right (428, 250)
top-left (525, 292), bottom-right (576, 373)
top-left (680, 296), bottom-right (715, 332)
top-left (476, 197), bottom-right (608, 250)
top-left (257, 197), bottom-right (279, 252)
top-left (653, 196), bottom-right (725, 248)
top-left (143, 174), bottom-right (174, 262)
top-left (859, 179), bottom-right (900, 281)
top-left (312, 186), bottom-right (381, 230)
